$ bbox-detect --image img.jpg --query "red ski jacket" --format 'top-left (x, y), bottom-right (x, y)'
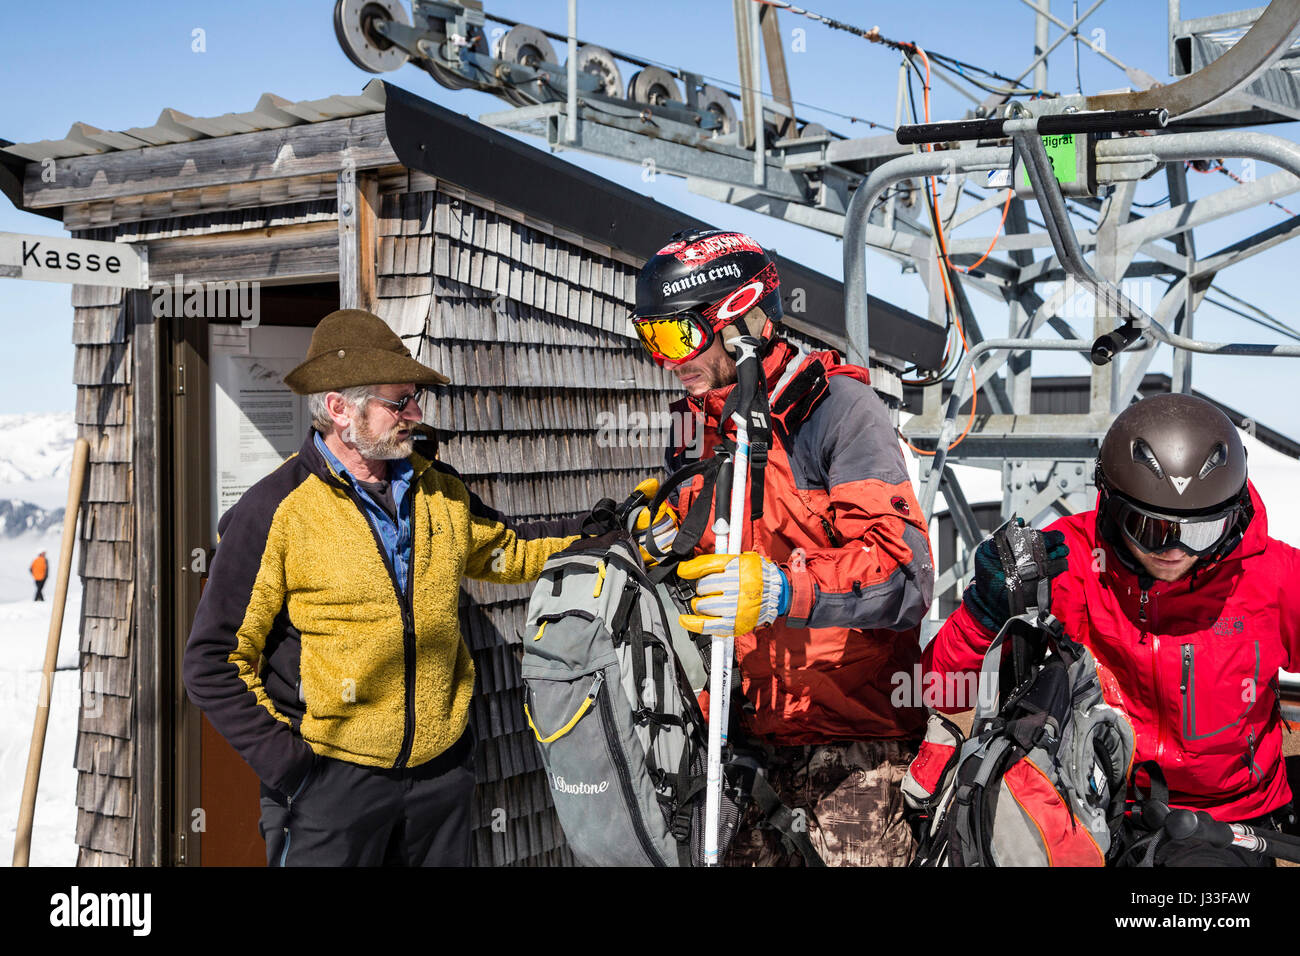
top-left (667, 338), bottom-right (934, 744)
top-left (923, 483), bottom-right (1299, 821)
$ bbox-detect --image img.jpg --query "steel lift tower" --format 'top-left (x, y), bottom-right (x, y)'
top-left (333, 0), bottom-right (1300, 622)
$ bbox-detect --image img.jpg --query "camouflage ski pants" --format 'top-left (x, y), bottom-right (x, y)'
top-left (725, 738), bottom-right (919, 867)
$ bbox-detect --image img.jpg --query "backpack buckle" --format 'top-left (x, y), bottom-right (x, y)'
top-left (671, 806), bottom-right (693, 843)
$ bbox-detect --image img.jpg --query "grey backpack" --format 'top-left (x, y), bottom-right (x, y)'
top-left (522, 526), bottom-right (737, 866)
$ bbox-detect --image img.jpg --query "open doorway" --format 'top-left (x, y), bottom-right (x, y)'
top-left (163, 282), bottom-right (337, 866)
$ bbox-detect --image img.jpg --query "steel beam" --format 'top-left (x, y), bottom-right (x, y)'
top-left (1088, 0), bottom-right (1300, 116)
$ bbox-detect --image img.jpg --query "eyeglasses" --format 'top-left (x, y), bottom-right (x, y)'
top-left (1111, 494), bottom-right (1238, 557)
top-left (632, 310), bottom-right (715, 366)
top-left (366, 388), bottom-right (426, 414)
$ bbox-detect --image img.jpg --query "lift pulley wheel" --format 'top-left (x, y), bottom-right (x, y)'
top-left (494, 24), bottom-right (558, 69)
top-left (698, 84), bottom-right (737, 133)
top-left (334, 0), bottom-right (411, 74)
top-left (426, 23), bottom-right (485, 90)
top-left (628, 67), bottom-right (682, 107)
top-left (574, 44), bottom-right (623, 98)
top-left (428, 59), bottom-right (476, 90)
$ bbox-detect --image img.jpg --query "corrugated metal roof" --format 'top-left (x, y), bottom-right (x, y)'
top-left (1, 79), bottom-right (388, 162)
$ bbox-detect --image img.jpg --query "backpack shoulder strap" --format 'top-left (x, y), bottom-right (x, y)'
top-left (749, 773), bottom-right (828, 867)
top-left (644, 454), bottom-right (727, 564)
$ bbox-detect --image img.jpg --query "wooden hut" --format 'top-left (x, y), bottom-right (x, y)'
top-left (0, 81), bottom-right (942, 866)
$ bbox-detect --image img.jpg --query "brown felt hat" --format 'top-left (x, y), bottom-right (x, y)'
top-left (284, 309), bottom-right (449, 395)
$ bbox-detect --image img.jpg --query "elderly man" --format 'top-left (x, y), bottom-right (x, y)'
top-left (183, 308), bottom-right (581, 866)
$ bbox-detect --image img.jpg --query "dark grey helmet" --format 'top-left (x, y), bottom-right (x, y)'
top-left (1096, 393), bottom-right (1252, 563)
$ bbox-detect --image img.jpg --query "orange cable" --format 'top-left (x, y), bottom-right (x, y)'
top-left (952, 188), bottom-right (1014, 274)
top-left (902, 43), bottom-right (977, 456)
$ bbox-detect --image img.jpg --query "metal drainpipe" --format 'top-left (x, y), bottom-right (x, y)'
top-left (751, 1), bottom-right (765, 188)
top-left (566, 0), bottom-right (578, 144)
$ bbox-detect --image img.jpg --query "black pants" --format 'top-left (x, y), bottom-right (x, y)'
top-left (33, 579), bottom-right (44, 601)
top-left (259, 728), bottom-right (476, 867)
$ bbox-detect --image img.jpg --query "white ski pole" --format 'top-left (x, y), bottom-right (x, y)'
top-left (703, 335), bottom-right (759, 866)
top-left (702, 473), bottom-right (733, 866)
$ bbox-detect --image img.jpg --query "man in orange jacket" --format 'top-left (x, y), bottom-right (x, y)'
top-left (631, 229), bottom-right (935, 865)
top-left (30, 551), bottom-right (47, 602)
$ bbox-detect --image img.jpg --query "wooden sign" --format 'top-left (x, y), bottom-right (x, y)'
top-left (0, 231), bottom-right (148, 288)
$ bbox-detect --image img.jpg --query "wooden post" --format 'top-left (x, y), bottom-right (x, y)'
top-left (733, 0), bottom-right (758, 150)
top-left (338, 162), bottom-right (379, 311)
top-left (758, 3), bottom-right (797, 140)
top-left (12, 437), bottom-right (90, 867)
top-left (131, 289), bottom-right (163, 866)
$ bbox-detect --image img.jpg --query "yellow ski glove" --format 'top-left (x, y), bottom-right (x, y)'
top-left (676, 552), bottom-right (791, 637)
top-left (626, 478), bottom-right (679, 565)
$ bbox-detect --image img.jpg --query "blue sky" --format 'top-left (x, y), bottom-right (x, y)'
top-left (3, 0), bottom-right (1298, 437)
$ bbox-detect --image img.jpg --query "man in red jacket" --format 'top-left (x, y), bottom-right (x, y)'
top-left (924, 392), bottom-right (1298, 866)
top-left (631, 229), bottom-right (935, 866)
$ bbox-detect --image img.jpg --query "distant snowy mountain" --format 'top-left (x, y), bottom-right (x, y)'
top-left (0, 412), bottom-right (77, 484)
top-left (0, 412), bottom-right (78, 512)
top-left (0, 499), bottom-right (64, 537)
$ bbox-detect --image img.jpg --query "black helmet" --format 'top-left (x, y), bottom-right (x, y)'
top-left (1095, 392), bottom-right (1252, 565)
top-left (631, 229), bottom-right (781, 364)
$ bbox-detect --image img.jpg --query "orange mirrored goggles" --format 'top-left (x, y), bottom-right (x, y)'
top-left (632, 311), bottom-right (714, 365)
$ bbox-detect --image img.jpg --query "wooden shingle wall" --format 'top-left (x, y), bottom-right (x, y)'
top-left (72, 282), bottom-right (136, 866)
top-left (372, 172), bottom-right (683, 865)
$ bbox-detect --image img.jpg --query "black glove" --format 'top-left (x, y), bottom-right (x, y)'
top-left (962, 519), bottom-right (1068, 633)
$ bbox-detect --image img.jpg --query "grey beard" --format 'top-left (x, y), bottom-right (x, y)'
top-left (346, 418), bottom-right (414, 461)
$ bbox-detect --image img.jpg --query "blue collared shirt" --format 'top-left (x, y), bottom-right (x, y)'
top-left (314, 431), bottom-right (415, 596)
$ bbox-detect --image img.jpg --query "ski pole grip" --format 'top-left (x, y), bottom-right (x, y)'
top-left (1140, 799), bottom-right (1170, 832)
top-left (1192, 810), bottom-right (1237, 848)
top-left (730, 334), bottom-right (763, 399)
top-left (1164, 808), bottom-right (1234, 847)
top-left (1091, 322), bottom-right (1144, 366)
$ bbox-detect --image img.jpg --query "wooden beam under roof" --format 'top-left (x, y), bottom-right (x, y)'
top-left (23, 114), bottom-right (397, 211)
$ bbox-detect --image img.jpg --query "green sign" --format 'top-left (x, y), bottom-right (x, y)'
top-left (1020, 133), bottom-right (1078, 188)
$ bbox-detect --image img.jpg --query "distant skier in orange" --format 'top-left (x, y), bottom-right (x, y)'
top-left (30, 551), bottom-right (47, 602)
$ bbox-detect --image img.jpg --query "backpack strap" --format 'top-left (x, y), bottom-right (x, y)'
top-left (644, 454), bottom-right (728, 564)
top-left (582, 497), bottom-right (621, 536)
top-left (770, 358), bottom-right (830, 437)
top-left (718, 356), bottom-right (773, 523)
top-left (749, 773), bottom-right (828, 867)
top-left (1110, 760), bottom-right (1170, 867)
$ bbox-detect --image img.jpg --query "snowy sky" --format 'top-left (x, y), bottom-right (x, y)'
top-left (3, 0), bottom-right (1299, 440)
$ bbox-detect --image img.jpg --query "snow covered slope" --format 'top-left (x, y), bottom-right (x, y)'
top-left (0, 412), bottom-right (81, 866)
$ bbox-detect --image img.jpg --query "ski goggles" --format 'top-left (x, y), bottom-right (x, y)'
top-left (1111, 494), bottom-right (1239, 557)
top-left (632, 262), bottom-right (781, 365)
top-left (632, 310), bottom-right (716, 366)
